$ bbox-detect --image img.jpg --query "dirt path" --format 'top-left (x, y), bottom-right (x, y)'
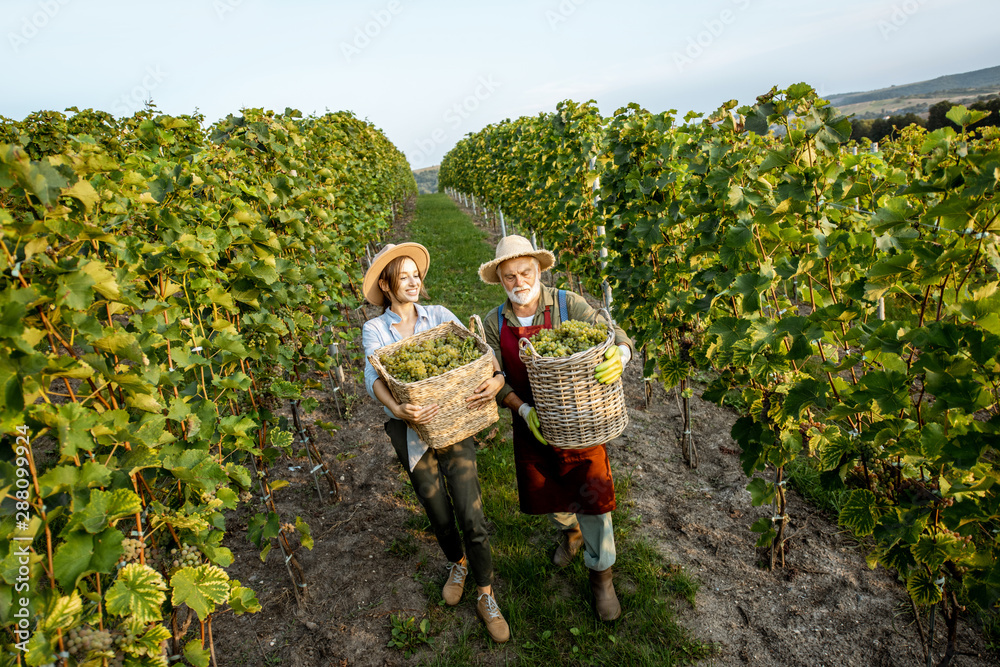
top-left (617, 378), bottom-right (992, 666)
top-left (210, 198), bottom-right (996, 666)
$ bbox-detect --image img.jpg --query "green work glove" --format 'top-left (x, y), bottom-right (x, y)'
top-left (594, 345), bottom-right (624, 384)
top-left (518, 403), bottom-right (548, 445)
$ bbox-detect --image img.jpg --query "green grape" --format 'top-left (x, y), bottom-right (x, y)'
top-left (382, 332), bottom-right (482, 382)
top-left (66, 625), bottom-right (113, 657)
top-left (120, 537), bottom-right (143, 563)
top-left (180, 543), bottom-right (202, 568)
top-left (167, 543), bottom-right (202, 571)
top-left (530, 320), bottom-right (608, 357)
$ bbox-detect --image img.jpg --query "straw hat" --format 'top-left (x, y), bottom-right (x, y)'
top-left (362, 242), bottom-right (430, 305)
top-left (478, 235), bottom-right (556, 284)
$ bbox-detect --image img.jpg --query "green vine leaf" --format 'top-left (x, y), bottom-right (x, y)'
top-left (170, 564), bottom-right (231, 620)
top-left (39, 590), bottom-right (83, 633)
top-left (66, 488), bottom-right (142, 533)
top-left (906, 567), bottom-right (943, 606)
top-left (105, 563), bottom-right (168, 624)
top-left (747, 478), bottom-right (775, 507)
top-left (296, 516), bottom-right (314, 551)
top-left (184, 639), bottom-right (211, 667)
top-left (228, 581), bottom-right (263, 615)
top-left (838, 489), bottom-right (880, 537)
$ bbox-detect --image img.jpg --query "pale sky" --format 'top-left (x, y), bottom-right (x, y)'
top-left (2, 0), bottom-right (998, 168)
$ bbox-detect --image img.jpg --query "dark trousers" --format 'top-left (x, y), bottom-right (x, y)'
top-left (384, 419), bottom-right (494, 587)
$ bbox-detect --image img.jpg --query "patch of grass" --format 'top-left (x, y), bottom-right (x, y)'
top-left (385, 533), bottom-right (420, 558)
top-left (407, 193), bottom-right (504, 324)
top-left (404, 511), bottom-right (433, 533)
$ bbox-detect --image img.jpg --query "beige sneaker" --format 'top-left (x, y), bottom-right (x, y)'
top-left (476, 592), bottom-right (510, 643)
top-left (442, 558), bottom-right (468, 606)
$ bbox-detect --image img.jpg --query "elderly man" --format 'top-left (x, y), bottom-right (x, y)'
top-left (476, 235), bottom-right (633, 621)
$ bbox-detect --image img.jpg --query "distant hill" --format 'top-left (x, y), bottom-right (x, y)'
top-left (413, 166), bottom-right (438, 195)
top-left (828, 65), bottom-right (1000, 119)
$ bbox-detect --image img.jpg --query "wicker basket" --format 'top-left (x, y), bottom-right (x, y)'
top-left (518, 309), bottom-right (628, 449)
top-left (368, 315), bottom-right (499, 449)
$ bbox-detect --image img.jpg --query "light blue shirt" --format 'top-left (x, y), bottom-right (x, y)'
top-left (362, 303), bottom-right (463, 469)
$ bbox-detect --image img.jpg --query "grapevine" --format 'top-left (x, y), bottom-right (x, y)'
top-left (439, 87), bottom-right (1000, 666)
top-left (0, 104), bottom-right (416, 665)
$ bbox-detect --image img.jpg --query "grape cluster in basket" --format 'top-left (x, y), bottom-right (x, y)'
top-left (383, 332), bottom-right (480, 382)
top-left (530, 320), bottom-right (607, 357)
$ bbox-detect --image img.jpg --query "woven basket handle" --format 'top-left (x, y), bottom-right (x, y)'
top-left (468, 313), bottom-right (486, 341)
top-left (518, 335), bottom-right (539, 359)
top-left (597, 308), bottom-right (617, 344)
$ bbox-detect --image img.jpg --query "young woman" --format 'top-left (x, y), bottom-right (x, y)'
top-left (361, 242), bottom-right (510, 644)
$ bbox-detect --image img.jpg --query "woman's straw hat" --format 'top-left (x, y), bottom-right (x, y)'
top-left (478, 235), bottom-right (555, 285)
top-left (362, 242), bottom-right (430, 305)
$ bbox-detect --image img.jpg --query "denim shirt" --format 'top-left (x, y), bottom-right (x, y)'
top-left (362, 303), bottom-right (462, 469)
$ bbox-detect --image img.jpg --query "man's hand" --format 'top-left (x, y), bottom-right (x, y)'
top-left (595, 346), bottom-right (623, 384)
top-left (517, 403), bottom-right (547, 444)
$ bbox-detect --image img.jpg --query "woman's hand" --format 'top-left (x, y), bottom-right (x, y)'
top-left (392, 403), bottom-right (439, 424)
top-left (466, 375), bottom-right (504, 410)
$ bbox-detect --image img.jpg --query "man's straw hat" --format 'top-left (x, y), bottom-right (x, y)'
top-left (478, 235), bottom-right (556, 285)
top-left (362, 242), bottom-right (430, 305)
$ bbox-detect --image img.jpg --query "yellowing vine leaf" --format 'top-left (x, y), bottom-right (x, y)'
top-left (105, 563), bottom-right (168, 624)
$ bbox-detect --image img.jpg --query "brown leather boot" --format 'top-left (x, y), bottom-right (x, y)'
top-left (589, 567), bottom-right (621, 621)
top-left (552, 526), bottom-right (584, 567)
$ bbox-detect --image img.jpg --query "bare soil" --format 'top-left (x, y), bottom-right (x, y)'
top-left (210, 201), bottom-right (997, 667)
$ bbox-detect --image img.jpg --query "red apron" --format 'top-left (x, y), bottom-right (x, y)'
top-left (500, 305), bottom-right (616, 515)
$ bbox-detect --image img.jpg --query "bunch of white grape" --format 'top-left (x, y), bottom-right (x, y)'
top-left (530, 320), bottom-right (608, 357)
top-left (383, 332), bottom-right (481, 382)
top-left (66, 626), bottom-right (113, 657)
top-left (120, 538), bottom-right (144, 564)
top-left (169, 543), bottom-right (202, 570)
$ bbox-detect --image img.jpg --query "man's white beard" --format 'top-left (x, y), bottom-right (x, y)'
top-left (505, 280), bottom-right (540, 306)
